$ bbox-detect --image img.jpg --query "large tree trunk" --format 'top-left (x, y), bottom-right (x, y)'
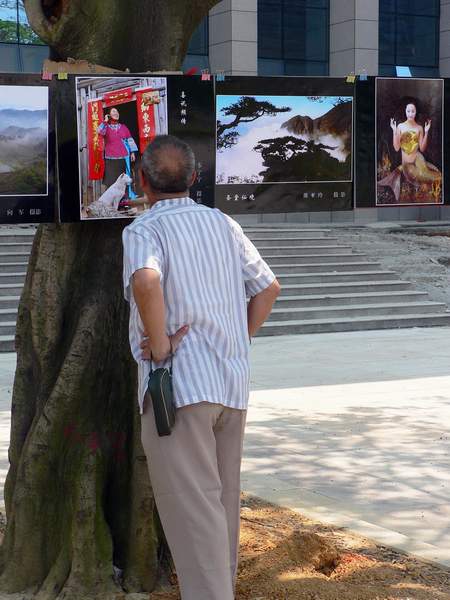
top-left (0, 2), bottom-right (218, 598)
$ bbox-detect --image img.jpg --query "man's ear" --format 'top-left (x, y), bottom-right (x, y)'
top-left (189, 170), bottom-right (197, 188)
top-left (139, 168), bottom-right (146, 189)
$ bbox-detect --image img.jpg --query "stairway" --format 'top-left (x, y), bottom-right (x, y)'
top-left (0, 228), bottom-right (35, 352)
top-left (245, 227), bottom-right (450, 336)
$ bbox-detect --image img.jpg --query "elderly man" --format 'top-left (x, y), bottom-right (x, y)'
top-left (122, 135), bottom-right (280, 600)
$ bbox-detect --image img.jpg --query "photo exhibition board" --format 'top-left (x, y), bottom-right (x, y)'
top-left (0, 73), bottom-right (55, 224)
top-left (56, 74), bottom-right (215, 222)
top-left (376, 77), bottom-right (443, 206)
top-left (215, 76), bottom-right (355, 214)
top-left (355, 76), bottom-right (450, 209)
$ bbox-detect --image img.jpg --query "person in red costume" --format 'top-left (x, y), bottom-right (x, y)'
top-left (98, 107), bottom-right (139, 191)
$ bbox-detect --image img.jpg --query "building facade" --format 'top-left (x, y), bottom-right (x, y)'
top-left (0, 1), bottom-right (447, 78)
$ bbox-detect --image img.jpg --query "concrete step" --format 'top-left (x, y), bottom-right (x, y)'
top-left (258, 313), bottom-right (450, 336)
top-left (0, 233), bottom-right (35, 244)
top-left (0, 296), bottom-right (21, 309)
top-left (268, 302), bottom-right (448, 322)
top-left (265, 253), bottom-right (363, 265)
top-left (276, 271), bottom-right (398, 285)
top-left (251, 237), bottom-right (339, 247)
top-left (0, 308), bottom-right (18, 322)
top-left (272, 262), bottom-right (382, 274)
top-left (0, 252), bottom-right (31, 264)
top-left (0, 335), bottom-right (14, 352)
top-left (245, 227), bottom-right (330, 232)
top-left (0, 242), bottom-right (33, 253)
top-left (0, 272), bottom-right (26, 285)
top-left (0, 284), bottom-right (23, 297)
top-left (275, 290), bottom-right (429, 309)
top-left (246, 229), bottom-right (328, 239)
top-left (279, 280), bottom-right (411, 297)
top-left (0, 262), bottom-right (29, 273)
top-left (259, 245), bottom-right (352, 256)
top-left (0, 321), bottom-right (17, 336)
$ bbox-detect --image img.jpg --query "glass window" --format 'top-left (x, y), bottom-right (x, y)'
top-left (258, 58), bottom-right (284, 76)
top-left (0, 1), bottom-right (47, 72)
top-left (396, 15), bottom-right (438, 67)
top-left (259, 0), bottom-right (283, 59)
top-left (397, 0), bottom-right (439, 17)
top-left (379, 0), bottom-right (440, 74)
top-left (182, 53), bottom-right (210, 73)
top-left (0, 0), bottom-right (19, 43)
top-left (19, 44), bottom-right (48, 71)
top-left (258, 0), bottom-right (329, 75)
top-left (187, 15), bottom-right (208, 56)
top-left (285, 59), bottom-right (328, 75)
top-left (0, 41), bottom-right (19, 70)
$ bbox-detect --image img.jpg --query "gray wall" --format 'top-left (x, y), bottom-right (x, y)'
top-left (209, 0), bottom-right (258, 75)
top-left (441, 0), bottom-right (450, 76)
top-left (329, 0), bottom-right (379, 77)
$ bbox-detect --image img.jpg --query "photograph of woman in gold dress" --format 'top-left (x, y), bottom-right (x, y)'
top-left (376, 79), bottom-right (443, 206)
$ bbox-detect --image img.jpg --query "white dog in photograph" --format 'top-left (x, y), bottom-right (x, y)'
top-left (87, 173), bottom-right (132, 218)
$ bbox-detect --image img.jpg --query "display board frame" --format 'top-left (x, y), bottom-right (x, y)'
top-left (0, 73), bottom-right (55, 224)
top-left (56, 73), bottom-right (215, 223)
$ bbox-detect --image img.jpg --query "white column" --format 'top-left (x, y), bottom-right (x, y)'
top-left (440, 0), bottom-right (450, 76)
top-left (209, 0), bottom-right (258, 75)
top-left (329, 0), bottom-right (379, 77)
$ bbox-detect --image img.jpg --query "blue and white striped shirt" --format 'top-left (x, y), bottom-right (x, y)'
top-left (122, 197), bottom-right (275, 414)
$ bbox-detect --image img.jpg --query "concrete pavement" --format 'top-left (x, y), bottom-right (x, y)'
top-left (0, 327), bottom-right (449, 567)
top-left (245, 327), bottom-right (450, 567)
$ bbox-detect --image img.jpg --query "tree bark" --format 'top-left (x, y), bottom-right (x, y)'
top-left (24, 0), bottom-right (217, 71)
top-left (1, 1), bottom-right (219, 598)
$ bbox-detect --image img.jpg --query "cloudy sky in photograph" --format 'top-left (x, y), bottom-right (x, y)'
top-left (0, 85), bottom-right (48, 111)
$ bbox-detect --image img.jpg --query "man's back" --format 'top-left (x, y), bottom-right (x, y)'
top-left (123, 197), bottom-right (274, 414)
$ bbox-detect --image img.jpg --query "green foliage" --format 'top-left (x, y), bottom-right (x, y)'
top-left (0, 18), bottom-right (44, 43)
top-left (254, 135), bottom-right (351, 182)
top-left (221, 96), bottom-right (290, 120)
top-left (0, 158), bottom-right (46, 194)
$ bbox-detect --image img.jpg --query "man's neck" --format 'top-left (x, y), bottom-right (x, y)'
top-left (147, 191), bottom-right (189, 207)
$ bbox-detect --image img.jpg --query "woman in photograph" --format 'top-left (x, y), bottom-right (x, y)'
top-left (378, 99), bottom-right (441, 202)
top-left (97, 107), bottom-right (139, 195)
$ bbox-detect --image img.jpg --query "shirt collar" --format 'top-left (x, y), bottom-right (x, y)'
top-left (149, 197), bottom-right (196, 214)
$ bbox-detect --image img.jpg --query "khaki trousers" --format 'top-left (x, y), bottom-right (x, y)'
top-left (141, 399), bottom-right (247, 600)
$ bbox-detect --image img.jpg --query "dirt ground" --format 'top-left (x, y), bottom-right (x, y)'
top-left (333, 224), bottom-right (450, 306)
top-left (149, 494), bottom-right (450, 600)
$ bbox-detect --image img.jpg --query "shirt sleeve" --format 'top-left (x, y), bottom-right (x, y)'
top-left (225, 215), bottom-right (276, 297)
top-left (97, 122), bottom-right (107, 136)
top-left (122, 224), bottom-right (164, 302)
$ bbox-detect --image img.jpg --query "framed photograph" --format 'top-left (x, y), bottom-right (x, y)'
top-left (0, 74), bottom-right (54, 223)
top-left (215, 77), bottom-right (354, 214)
top-left (376, 78), bottom-right (444, 206)
top-left (57, 74), bottom-right (215, 222)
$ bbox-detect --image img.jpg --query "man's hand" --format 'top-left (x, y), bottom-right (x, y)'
top-left (141, 325), bottom-right (189, 361)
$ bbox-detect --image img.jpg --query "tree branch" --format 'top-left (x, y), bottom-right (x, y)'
top-left (23, 0), bottom-right (53, 42)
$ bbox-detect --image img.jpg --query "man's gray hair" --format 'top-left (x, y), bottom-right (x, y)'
top-left (141, 135), bottom-right (196, 193)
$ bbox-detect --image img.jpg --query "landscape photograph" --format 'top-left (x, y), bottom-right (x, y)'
top-left (216, 94), bottom-right (353, 185)
top-left (0, 84), bottom-right (48, 196)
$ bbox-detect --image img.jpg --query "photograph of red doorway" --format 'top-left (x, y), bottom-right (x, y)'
top-left (76, 76), bottom-right (168, 220)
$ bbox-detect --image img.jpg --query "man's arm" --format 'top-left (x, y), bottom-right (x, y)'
top-left (247, 279), bottom-right (281, 338)
top-left (132, 269), bottom-right (188, 361)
